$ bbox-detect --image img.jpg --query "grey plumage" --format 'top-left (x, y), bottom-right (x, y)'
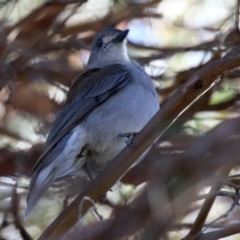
top-left (26, 28), bottom-right (159, 217)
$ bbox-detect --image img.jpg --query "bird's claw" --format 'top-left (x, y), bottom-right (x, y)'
top-left (125, 138), bottom-right (134, 146)
top-left (99, 194), bottom-right (107, 203)
top-left (98, 188), bottom-right (112, 203)
top-left (118, 132), bottom-right (137, 146)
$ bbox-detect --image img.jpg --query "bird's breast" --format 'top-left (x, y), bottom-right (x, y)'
top-left (83, 79), bottom-right (159, 164)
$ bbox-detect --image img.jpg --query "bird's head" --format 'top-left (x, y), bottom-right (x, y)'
top-left (87, 28), bottom-right (130, 68)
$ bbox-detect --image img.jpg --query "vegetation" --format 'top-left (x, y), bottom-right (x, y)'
top-left (0, 0), bottom-right (240, 239)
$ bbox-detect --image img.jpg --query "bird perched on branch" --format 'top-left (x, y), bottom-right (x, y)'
top-left (26, 28), bottom-right (159, 216)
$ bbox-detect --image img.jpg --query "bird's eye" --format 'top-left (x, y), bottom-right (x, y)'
top-left (96, 39), bottom-right (103, 48)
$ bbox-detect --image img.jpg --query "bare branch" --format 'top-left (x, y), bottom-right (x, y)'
top-left (39, 43), bottom-right (240, 240)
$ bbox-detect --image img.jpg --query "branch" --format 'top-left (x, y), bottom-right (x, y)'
top-left (182, 167), bottom-right (232, 240)
top-left (0, 0), bottom-right (87, 91)
top-left (38, 44), bottom-right (240, 239)
top-left (11, 183), bottom-right (32, 240)
top-left (60, 1), bottom-right (162, 38)
top-left (196, 223), bottom-right (240, 240)
top-left (73, 117), bottom-right (240, 240)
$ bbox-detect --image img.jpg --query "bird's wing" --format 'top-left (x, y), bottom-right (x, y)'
top-left (29, 64), bottom-right (131, 176)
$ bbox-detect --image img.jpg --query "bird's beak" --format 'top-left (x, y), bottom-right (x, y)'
top-left (114, 29), bottom-right (129, 43)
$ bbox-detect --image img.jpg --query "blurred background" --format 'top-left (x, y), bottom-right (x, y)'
top-left (0, 0), bottom-right (240, 239)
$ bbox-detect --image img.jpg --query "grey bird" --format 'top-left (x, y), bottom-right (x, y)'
top-left (26, 28), bottom-right (159, 217)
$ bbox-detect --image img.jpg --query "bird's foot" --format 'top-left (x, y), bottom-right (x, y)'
top-left (99, 193), bottom-right (107, 203)
top-left (98, 189), bottom-right (112, 203)
top-left (118, 132), bottom-right (138, 146)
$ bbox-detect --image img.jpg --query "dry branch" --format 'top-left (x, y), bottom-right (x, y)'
top-left (182, 167), bottom-right (232, 240)
top-left (62, 117), bottom-right (240, 240)
top-left (196, 223), bottom-right (240, 240)
top-left (38, 42), bottom-right (240, 240)
top-left (0, 1), bottom-right (239, 239)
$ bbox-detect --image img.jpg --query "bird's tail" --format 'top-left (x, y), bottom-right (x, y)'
top-left (25, 165), bottom-right (55, 219)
